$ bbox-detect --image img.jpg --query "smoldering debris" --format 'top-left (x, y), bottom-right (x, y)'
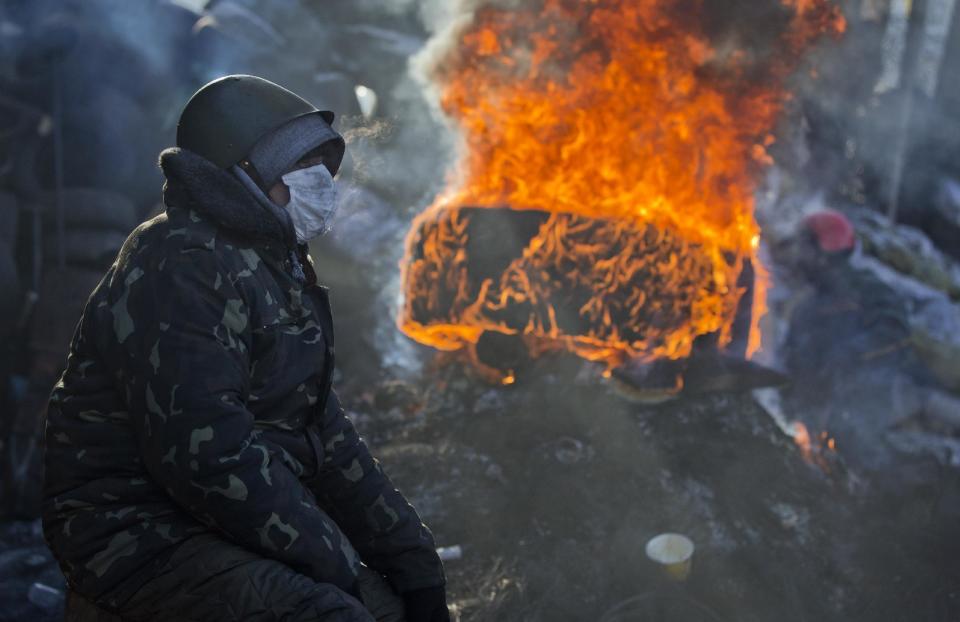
top-left (361, 356), bottom-right (958, 621)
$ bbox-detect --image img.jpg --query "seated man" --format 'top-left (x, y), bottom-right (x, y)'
top-left (42, 75), bottom-right (448, 622)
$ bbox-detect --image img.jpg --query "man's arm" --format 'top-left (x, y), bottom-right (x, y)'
top-left (306, 390), bottom-right (446, 595)
top-left (116, 248), bottom-right (362, 593)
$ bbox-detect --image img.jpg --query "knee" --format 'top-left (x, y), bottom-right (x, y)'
top-left (65, 590), bottom-right (124, 622)
top-left (292, 583), bottom-right (374, 622)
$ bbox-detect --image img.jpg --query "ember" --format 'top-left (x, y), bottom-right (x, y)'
top-left (400, 0), bottom-right (844, 373)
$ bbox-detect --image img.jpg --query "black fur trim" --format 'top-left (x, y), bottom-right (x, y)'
top-left (158, 147), bottom-right (294, 247)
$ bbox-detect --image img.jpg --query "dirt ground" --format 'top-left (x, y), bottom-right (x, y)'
top-left (335, 349), bottom-right (960, 622)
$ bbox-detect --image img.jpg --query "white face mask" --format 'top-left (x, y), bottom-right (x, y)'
top-left (281, 163), bottom-right (339, 243)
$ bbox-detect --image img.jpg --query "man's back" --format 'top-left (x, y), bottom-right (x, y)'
top-left (43, 75), bottom-right (448, 622)
top-left (43, 186), bottom-right (334, 603)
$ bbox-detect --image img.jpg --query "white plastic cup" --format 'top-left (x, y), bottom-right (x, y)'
top-left (645, 533), bottom-right (695, 581)
top-left (27, 582), bottom-right (64, 610)
top-left (436, 545), bottom-right (463, 562)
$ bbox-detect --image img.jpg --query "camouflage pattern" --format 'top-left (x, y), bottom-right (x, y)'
top-left (42, 147), bottom-right (445, 613)
top-left (65, 532), bottom-right (378, 622)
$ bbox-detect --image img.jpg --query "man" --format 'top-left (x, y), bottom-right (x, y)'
top-left (42, 75), bottom-right (449, 622)
top-left (773, 209), bottom-right (933, 469)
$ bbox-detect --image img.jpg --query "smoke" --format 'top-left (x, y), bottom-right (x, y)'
top-left (353, 0), bottom-right (487, 35)
top-left (771, 0), bottom-right (960, 240)
top-left (402, 0), bottom-right (960, 251)
top-left (0, 1), bottom-right (203, 211)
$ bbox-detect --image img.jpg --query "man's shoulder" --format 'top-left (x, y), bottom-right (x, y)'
top-left (121, 207), bottom-right (252, 265)
top-left (114, 208), bottom-right (272, 285)
top-left (106, 209), bottom-right (213, 285)
top-left (132, 207), bottom-right (222, 251)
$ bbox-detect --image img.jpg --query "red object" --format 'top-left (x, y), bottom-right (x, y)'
top-left (803, 210), bottom-right (855, 253)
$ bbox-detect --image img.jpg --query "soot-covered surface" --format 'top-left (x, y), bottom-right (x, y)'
top-left (339, 352), bottom-right (960, 622)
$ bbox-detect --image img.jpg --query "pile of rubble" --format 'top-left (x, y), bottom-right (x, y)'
top-left (342, 353), bottom-right (959, 621)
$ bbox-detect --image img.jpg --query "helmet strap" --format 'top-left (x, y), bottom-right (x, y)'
top-left (238, 158), bottom-right (270, 194)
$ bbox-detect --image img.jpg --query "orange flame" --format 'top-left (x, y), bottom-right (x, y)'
top-left (793, 421), bottom-right (814, 463)
top-left (400, 0), bottom-right (844, 370)
top-left (793, 422), bottom-right (838, 469)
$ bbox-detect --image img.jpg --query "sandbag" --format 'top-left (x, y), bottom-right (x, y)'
top-left (910, 297), bottom-right (960, 391)
top-left (852, 208), bottom-right (960, 301)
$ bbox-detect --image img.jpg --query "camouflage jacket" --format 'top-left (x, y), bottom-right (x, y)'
top-left (42, 148), bottom-right (444, 608)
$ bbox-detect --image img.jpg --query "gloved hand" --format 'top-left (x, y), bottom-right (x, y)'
top-left (402, 586), bottom-right (450, 622)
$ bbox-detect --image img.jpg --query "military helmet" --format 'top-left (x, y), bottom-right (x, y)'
top-left (176, 75), bottom-right (340, 176)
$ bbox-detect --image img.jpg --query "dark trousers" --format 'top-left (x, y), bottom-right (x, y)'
top-left (66, 533), bottom-right (405, 622)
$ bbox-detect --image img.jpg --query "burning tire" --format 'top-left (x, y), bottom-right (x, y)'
top-left (401, 205), bottom-right (752, 378)
top-left (394, 0), bottom-right (843, 383)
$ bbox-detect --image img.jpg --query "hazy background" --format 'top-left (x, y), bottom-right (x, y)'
top-left (1, 1), bottom-right (959, 620)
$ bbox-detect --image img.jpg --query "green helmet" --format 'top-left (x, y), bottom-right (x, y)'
top-left (176, 74), bottom-right (337, 171)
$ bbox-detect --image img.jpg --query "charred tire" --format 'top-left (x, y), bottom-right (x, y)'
top-left (0, 241), bottom-right (21, 337)
top-left (10, 132), bottom-right (47, 201)
top-left (472, 330), bottom-right (531, 384)
top-left (67, 88), bottom-right (149, 193)
top-left (0, 191), bottom-right (19, 247)
top-left (43, 188), bottom-right (138, 234)
top-left (44, 228), bottom-right (127, 269)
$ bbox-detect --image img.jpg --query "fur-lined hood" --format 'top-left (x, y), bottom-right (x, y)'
top-left (158, 147), bottom-right (297, 250)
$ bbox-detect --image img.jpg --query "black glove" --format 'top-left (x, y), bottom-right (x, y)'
top-left (402, 586), bottom-right (450, 622)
